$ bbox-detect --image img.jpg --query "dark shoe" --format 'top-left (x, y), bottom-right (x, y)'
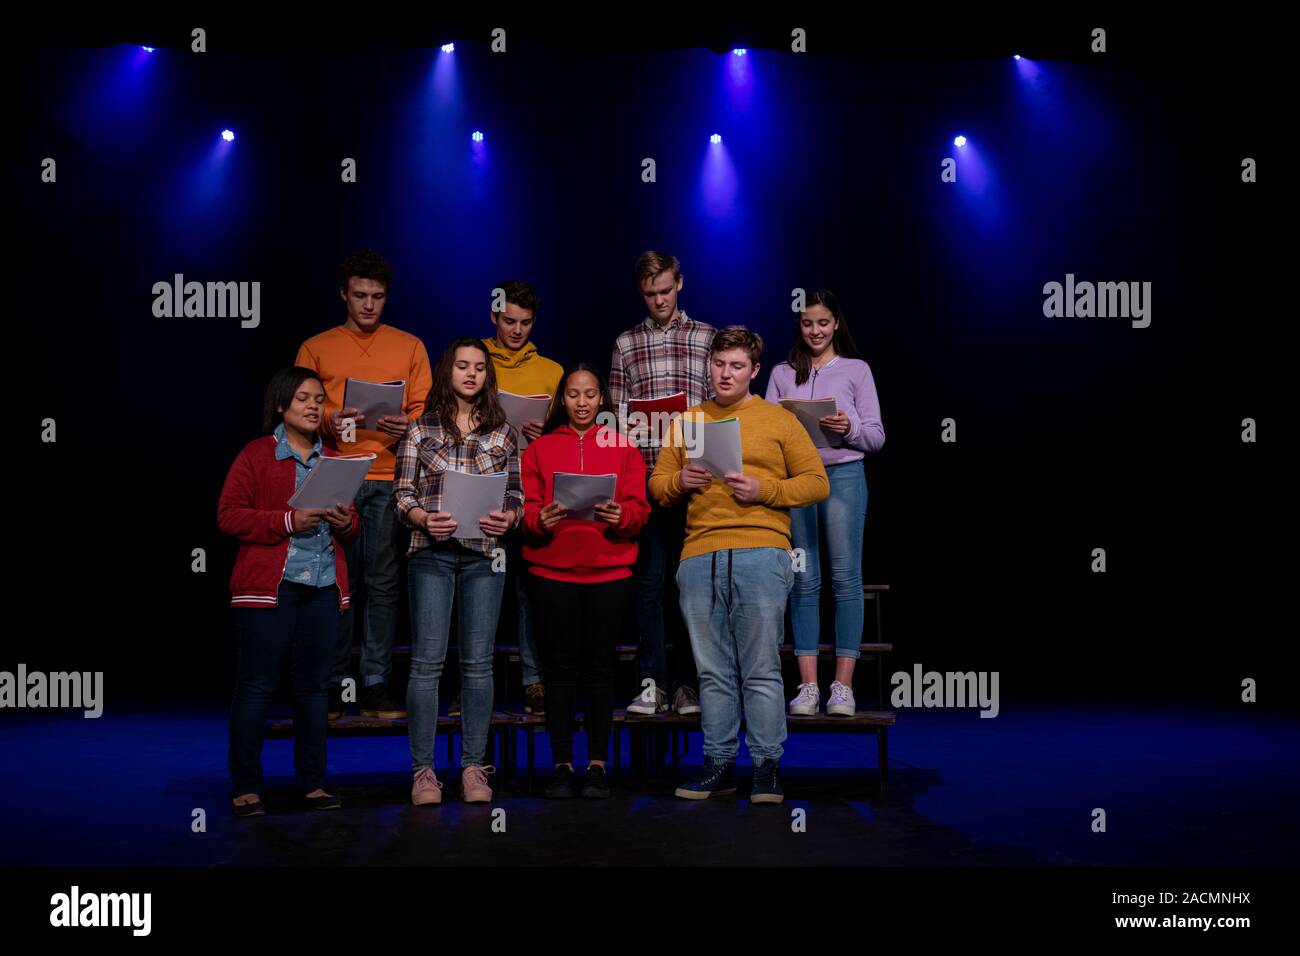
top-left (524, 683), bottom-right (546, 715)
top-left (672, 685), bottom-right (701, 716)
top-left (750, 759), bottom-right (784, 805)
top-left (360, 683), bottom-right (406, 719)
top-left (327, 684), bottom-right (346, 720)
top-left (232, 798), bottom-right (265, 818)
top-left (545, 764), bottom-right (576, 799)
top-left (674, 758), bottom-right (737, 800)
top-left (304, 791), bottom-right (343, 810)
top-left (448, 691), bottom-right (462, 717)
top-left (581, 764), bottom-right (612, 799)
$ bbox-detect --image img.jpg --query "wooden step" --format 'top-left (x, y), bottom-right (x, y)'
top-left (268, 708), bottom-right (895, 736)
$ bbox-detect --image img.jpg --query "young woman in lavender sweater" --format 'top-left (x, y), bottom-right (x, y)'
top-left (764, 290), bottom-right (885, 716)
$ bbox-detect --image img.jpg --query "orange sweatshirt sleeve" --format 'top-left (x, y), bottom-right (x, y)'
top-left (405, 339), bottom-right (434, 421)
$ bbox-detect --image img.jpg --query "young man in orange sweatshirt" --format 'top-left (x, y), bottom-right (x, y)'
top-left (649, 327), bottom-right (828, 804)
top-left (295, 250), bottom-right (434, 721)
top-left (482, 279), bottom-right (564, 715)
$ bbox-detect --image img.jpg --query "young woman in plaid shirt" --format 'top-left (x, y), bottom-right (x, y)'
top-left (394, 338), bottom-right (523, 806)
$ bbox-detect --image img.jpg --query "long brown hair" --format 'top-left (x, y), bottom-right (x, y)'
top-left (787, 289), bottom-right (863, 386)
top-left (425, 337), bottom-right (507, 444)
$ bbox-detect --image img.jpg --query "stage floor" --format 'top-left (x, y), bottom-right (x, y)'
top-left (2, 706), bottom-right (1296, 866)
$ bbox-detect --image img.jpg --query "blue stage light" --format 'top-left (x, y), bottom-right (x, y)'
top-left (221, 129), bottom-right (235, 142)
top-left (1013, 54), bottom-right (1021, 60)
top-left (141, 46), bottom-right (155, 53)
top-left (732, 48), bottom-right (747, 56)
top-left (953, 135), bottom-right (967, 148)
top-left (710, 133), bottom-right (722, 144)
top-left (471, 130), bottom-right (484, 142)
top-left (442, 43), bottom-right (455, 53)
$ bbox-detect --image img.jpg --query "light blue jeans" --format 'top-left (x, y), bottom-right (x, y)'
top-left (789, 461), bottom-right (867, 658)
top-left (676, 547), bottom-right (794, 763)
top-left (406, 545), bottom-right (504, 770)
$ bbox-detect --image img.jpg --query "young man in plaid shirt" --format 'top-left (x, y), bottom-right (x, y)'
top-left (608, 251), bottom-right (715, 716)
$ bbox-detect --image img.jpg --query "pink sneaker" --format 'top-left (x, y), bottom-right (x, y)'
top-left (411, 768), bottom-right (443, 806)
top-left (460, 765), bottom-right (495, 803)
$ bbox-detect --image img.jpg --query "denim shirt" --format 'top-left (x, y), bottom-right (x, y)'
top-left (275, 423), bottom-right (337, 587)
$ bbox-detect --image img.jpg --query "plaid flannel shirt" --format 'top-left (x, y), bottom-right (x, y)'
top-left (393, 414), bottom-right (524, 557)
top-left (608, 311), bottom-right (716, 470)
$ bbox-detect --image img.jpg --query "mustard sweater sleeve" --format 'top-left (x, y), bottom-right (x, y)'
top-left (648, 421), bottom-right (686, 507)
top-left (759, 413), bottom-right (830, 509)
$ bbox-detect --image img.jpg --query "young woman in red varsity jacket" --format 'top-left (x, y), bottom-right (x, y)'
top-left (216, 367), bottom-right (361, 818)
top-left (520, 363), bottom-right (649, 800)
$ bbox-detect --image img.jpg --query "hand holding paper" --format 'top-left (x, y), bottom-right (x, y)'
top-left (681, 416), bottom-right (743, 478)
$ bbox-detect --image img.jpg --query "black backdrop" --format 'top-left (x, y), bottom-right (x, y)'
top-left (12, 15), bottom-right (1283, 709)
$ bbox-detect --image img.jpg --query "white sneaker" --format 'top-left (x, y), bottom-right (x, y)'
top-left (787, 682), bottom-right (820, 716)
top-left (827, 680), bottom-right (856, 717)
top-left (626, 683), bottom-right (669, 715)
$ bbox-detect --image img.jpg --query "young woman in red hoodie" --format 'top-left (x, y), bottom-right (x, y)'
top-left (217, 367), bottom-right (361, 817)
top-left (521, 363), bottom-right (650, 799)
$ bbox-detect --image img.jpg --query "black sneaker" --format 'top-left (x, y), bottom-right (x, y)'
top-left (327, 684), bottom-right (346, 721)
top-left (580, 764), bottom-right (612, 799)
top-left (750, 759), bottom-right (784, 805)
top-left (545, 764), bottom-right (576, 799)
top-left (360, 683), bottom-right (406, 719)
top-left (674, 758), bottom-right (737, 800)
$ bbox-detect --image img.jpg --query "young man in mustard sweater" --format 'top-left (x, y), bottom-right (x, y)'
top-left (481, 279), bottom-right (563, 715)
top-left (649, 327), bottom-right (829, 803)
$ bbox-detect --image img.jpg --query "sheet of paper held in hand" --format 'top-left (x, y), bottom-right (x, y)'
top-left (342, 378), bottom-right (406, 424)
top-left (441, 469), bottom-right (509, 540)
top-left (552, 472), bottom-right (618, 521)
top-left (498, 391), bottom-right (551, 448)
top-left (682, 417), bottom-right (743, 479)
top-left (778, 398), bottom-right (839, 448)
top-left (287, 453), bottom-right (377, 509)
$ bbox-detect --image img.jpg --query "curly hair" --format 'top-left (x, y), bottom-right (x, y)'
top-left (338, 249), bottom-right (394, 293)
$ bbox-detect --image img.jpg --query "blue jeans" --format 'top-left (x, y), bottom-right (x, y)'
top-left (507, 538), bottom-right (542, 686)
top-left (229, 580), bottom-right (339, 796)
top-left (676, 548), bottom-right (794, 763)
top-left (789, 462), bottom-right (867, 659)
top-left (635, 496), bottom-right (696, 692)
top-left (333, 479), bottom-right (402, 689)
top-left (406, 545), bottom-right (504, 770)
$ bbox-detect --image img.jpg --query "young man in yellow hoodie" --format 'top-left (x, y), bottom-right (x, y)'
top-left (649, 327), bottom-right (828, 804)
top-left (295, 250), bottom-right (434, 722)
top-left (482, 280), bottom-right (563, 714)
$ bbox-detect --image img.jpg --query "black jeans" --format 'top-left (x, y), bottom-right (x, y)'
top-left (634, 496), bottom-right (697, 692)
top-left (529, 575), bottom-right (631, 764)
top-left (229, 580), bottom-right (339, 797)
